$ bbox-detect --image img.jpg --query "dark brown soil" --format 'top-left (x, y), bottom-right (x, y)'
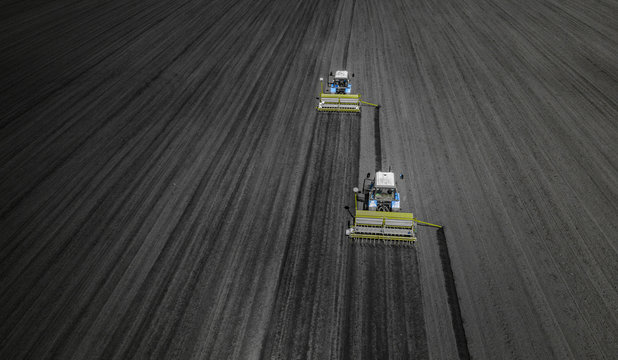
top-left (1, 0), bottom-right (616, 358)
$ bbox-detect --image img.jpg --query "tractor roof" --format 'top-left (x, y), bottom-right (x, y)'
top-left (334, 70), bottom-right (349, 79)
top-left (375, 172), bottom-right (396, 188)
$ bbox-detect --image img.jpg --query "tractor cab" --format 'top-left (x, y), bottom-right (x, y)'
top-left (365, 171), bottom-right (401, 212)
top-left (329, 70), bottom-right (353, 94)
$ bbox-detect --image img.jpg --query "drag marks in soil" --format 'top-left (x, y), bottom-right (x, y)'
top-left (436, 227), bottom-right (470, 360)
top-left (343, 244), bottom-right (429, 359)
top-left (261, 113), bottom-right (360, 359)
top-left (373, 106), bottom-right (382, 171)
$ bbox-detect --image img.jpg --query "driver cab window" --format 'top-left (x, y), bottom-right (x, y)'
top-left (374, 188), bottom-right (394, 200)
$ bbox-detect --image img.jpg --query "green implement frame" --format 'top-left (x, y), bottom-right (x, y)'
top-left (346, 193), bottom-right (442, 243)
top-left (350, 210), bottom-right (418, 242)
top-left (317, 93), bottom-right (362, 112)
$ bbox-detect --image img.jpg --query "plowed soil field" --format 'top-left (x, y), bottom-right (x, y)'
top-left (1, 0), bottom-right (616, 358)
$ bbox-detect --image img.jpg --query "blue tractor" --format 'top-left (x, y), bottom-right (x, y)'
top-left (328, 70), bottom-right (354, 94)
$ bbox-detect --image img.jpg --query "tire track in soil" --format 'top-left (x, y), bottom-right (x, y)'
top-left (436, 227), bottom-right (470, 360)
top-left (373, 106), bottom-right (381, 171)
top-left (341, 0), bottom-right (357, 68)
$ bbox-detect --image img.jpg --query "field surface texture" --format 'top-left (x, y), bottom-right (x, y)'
top-left (1, 0), bottom-right (616, 359)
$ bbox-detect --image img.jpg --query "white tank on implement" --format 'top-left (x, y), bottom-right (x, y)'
top-left (375, 171), bottom-right (396, 188)
top-left (334, 70), bottom-right (349, 79)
